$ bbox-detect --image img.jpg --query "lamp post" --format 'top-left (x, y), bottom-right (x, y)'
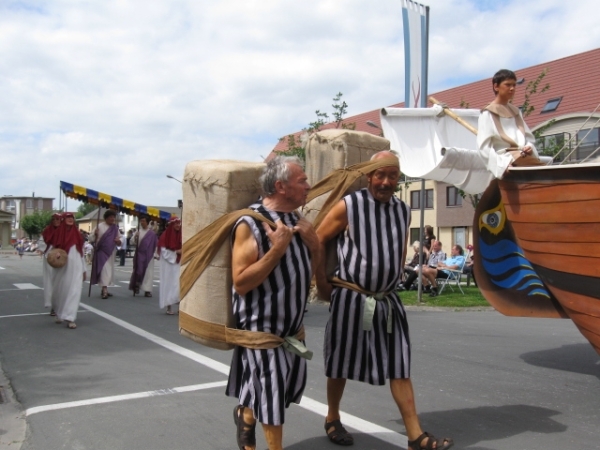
top-left (166, 175), bottom-right (182, 184)
top-left (366, 120), bottom-right (380, 129)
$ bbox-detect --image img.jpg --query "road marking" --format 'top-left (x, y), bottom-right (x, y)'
top-left (25, 380), bottom-right (228, 416)
top-left (0, 310), bottom-right (89, 319)
top-left (75, 303), bottom-right (407, 447)
top-left (13, 283), bottom-right (42, 290)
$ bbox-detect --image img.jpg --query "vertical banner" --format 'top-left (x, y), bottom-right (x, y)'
top-left (402, 0), bottom-right (429, 108)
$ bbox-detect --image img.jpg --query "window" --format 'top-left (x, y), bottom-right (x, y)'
top-left (447, 186), bottom-right (463, 207)
top-left (5, 200), bottom-right (15, 211)
top-left (453, 227), bottom-right (466, 248)
top-left (576, 128), bottom-right (600, 161)
top-left (410, 189), bottom-right (433, 209)
top-left (38, 199), bottom-right (44, 209)
top-left (541, 97), bottom-right (562, 113)
top-left (26, 199), bottom-right (33, 209)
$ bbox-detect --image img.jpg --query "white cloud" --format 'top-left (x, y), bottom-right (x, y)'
top-left (0, 0), bottom-right (597, 208)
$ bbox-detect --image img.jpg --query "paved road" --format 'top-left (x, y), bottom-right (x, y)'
top-left (0, 251), bottom-right (598, 449)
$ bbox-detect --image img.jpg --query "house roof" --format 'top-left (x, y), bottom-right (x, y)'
top-left (273, 47), bottom-right (600, 152)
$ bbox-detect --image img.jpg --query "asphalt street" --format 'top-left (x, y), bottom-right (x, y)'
top-left (0, 251), bottom-right (598, 450)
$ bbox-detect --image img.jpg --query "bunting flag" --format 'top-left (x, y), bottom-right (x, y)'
top-left (60, 181), bottom-right (173, 221)
top-left (402, 0), bottom-right (429, 108)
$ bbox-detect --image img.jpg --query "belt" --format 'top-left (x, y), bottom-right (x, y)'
top-left (330, 277), bottom-right (394, 334)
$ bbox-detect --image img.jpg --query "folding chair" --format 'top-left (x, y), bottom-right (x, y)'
top-left (436, 251), bottom-right (470, 295)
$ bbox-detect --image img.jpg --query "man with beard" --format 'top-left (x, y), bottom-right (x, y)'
top-left (316, 151), bottom-right (454, 450)
top-left (89, 210), bottom-right (123, 299)
top-left (129, 216), bottom-right (158, 297)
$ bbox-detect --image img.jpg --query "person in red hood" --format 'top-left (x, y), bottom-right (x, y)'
top-left (42, 213), bottom-right (63, 316)
top-left (52, 212), bottom-right (86, 329)
top-left (156, 216), bottom-right (182, 315)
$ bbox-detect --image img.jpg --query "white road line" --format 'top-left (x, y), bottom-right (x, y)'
top-left (79, 303), bottom-right (231, 374)
top-left (0, 310), bottom-right (90, 319)
top-left (25, 380), bottom-right (228, 416)
top-left (77, 303), bottom-right (407, 447)
top-left (13, 283), bottom-right (42, 290)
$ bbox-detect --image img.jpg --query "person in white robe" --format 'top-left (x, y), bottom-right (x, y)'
top-left (42, 213), bottom-right (62, 316)
top-left (52, 213), bottom-right (86, 329)
top-left (88, 210), bottom-right (123, 299)
top-left (157, 217), bottom-right (182, 314)
top-left (129, 216), bottom-right (158, 297)
top-left (477, 69), bottom-right (541, 178)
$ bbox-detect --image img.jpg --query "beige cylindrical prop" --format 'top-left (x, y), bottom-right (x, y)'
top-left (302, 130), bottom-right (390, 277)
top-left (179, 160), bottom-right (265, 350)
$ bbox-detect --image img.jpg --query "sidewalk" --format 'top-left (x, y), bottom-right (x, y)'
top-left (0, 360), bottom-right (26, 449)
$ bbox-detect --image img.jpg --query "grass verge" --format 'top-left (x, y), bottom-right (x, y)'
top-left (398, 285), bottom-right (491, 308)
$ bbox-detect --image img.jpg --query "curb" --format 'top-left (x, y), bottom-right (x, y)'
top-left (0, 361), bottom-right (26, 449)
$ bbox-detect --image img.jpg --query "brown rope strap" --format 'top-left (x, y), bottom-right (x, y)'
top-left (179, 311), bottom-right (306, 349)
top-left (306, 157), bottom-right (399, 230)
top-left (179, 209), bottom-right (276, 299)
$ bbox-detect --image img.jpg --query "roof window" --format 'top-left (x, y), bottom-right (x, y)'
top-left (541, 97), bottom-right (562, 113)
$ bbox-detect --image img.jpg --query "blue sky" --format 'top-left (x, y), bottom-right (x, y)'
top-left (0, 0), bottom-right (598, 208)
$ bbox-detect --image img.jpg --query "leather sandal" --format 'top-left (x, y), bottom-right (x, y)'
top-left (325, 418), bottom-right (354, 446)
top-left (233, 405), bottom-right (256, 450)
top-left (408, 432), bottom-right (453, 450)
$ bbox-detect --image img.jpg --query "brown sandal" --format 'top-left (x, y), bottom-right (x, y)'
top-left (408, 432), bottom-right (453, 450)
top-left (144, 292), bottom-right (152, 297)
top-left (324, 419), bottom-right (354, 446)
top-left (233, 405), bottom-right (256, 450)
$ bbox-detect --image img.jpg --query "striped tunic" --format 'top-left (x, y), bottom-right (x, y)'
top-left (226, 202), bottom-right (312, 426)
top-left (324, 188), bottom-right (412, 385)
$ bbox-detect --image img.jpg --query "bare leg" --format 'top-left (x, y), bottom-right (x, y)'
top-left (326, 377), bottom-right (347, 422)
top-left (390, 378), bottom-right (422, 441)
top-left (390, 379), bottom-right (452, 449)
top-left (261, 423), bottom-right (283, 450)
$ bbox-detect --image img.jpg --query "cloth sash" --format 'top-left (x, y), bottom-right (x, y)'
top-left (330, 277), bottom-right (394, 334)
top-left (179, 311), bottom-right (313, 359)
top-left (91, 224), bottom-right (119, 285)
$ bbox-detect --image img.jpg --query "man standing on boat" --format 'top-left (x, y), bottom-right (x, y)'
top-left (316, 151), bottom-right (453, 450)
top-left (477, 69), bottom-right (542, 178)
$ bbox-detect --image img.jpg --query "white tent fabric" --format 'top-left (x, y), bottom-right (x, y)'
top-left (380, 105), bottom-right (494, 195)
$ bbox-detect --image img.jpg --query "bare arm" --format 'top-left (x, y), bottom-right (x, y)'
top-left (315, 200), bottom-right (348, 301)
top-left (232, 220), bottom-right (293, 296)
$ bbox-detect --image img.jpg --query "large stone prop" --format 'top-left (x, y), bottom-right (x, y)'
top-left (179, 160), bottom-right (264, 350)
top-left (302, 129), bottom-right (391, 279)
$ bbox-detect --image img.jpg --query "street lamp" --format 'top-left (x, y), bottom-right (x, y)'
top-left (366, 120), bottom-right (381, 129)
top-left (166, 175), bottom-right (182, 183)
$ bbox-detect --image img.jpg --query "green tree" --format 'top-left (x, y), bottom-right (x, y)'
top-left (76, 202), bottom-right (96, 219)
top-left (279, 92), bottom-right (356, 161)
top-left (21, 210), bottom-right (54, 239)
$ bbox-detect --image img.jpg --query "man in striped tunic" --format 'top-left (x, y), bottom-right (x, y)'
top-left (316, 151), bottom-right (453, 450)
top-left (227, 156), bottom-right (318, 450)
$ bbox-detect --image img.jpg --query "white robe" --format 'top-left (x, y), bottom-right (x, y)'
top-left (42, 245), bottom-right (58, 310)
top-left (136, 228), bottom-right (156, 292)
top-left (477, 109), bottom-right (540, 179)
top-left (89, 222), bottom-right (122, 287)
top-left (54, 247), bottom-right (86, 322)
top-left (159, 248), bottom-right (180, 308)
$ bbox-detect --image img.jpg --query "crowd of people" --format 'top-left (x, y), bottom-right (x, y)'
top-left (38, 210), bottom-right (182, 329)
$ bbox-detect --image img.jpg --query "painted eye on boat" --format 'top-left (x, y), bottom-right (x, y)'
top-left (482, 211), bottom-right (502, 229)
